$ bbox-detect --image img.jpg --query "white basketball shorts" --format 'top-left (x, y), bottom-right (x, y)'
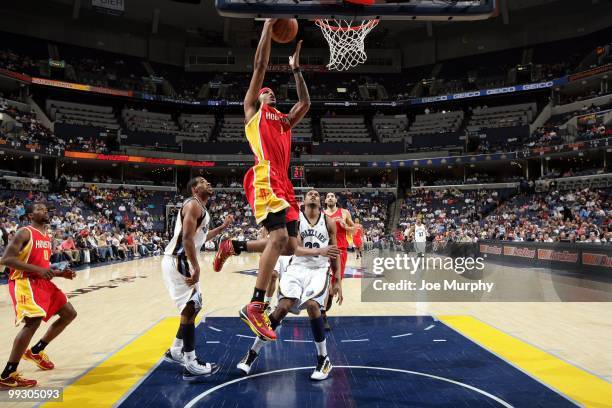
top-left (279, 262), bottom-right (330, 314)
top-left (162, 255), bottom-right (202, 314)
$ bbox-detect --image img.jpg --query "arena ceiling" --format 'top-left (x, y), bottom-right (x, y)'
top-left (5, 0), bottom-right (606, 35)
top-left (0, 0), bottom-right (609, 65)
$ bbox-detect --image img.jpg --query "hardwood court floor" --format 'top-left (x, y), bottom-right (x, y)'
top-left (0, 252), bottom-right (610, 407)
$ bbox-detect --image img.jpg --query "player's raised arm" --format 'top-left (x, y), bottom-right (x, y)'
top-left (244, 19), bottom-right (276, 123)
top-left (288, 40), bottom-right (311, 128)
top-left (181, 201), bottom-right (202, 286)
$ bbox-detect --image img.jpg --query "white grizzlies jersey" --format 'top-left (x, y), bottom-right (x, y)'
top-left (164, 197), bottom-right (210, 256)
top-left (292, 211), bottom-right (330, 269)
top-left (414, 224), bottom-right (427, 243)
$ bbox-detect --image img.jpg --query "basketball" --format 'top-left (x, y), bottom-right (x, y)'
top-left (271, 19), bottom-right (299, 43)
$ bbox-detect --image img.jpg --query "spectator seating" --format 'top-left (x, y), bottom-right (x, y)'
top-left (467, 102), bottom-right (537, 132)
top-left (407, 110), bottom-right (463, 136)
top-left (373, 115), bottom-right (409, 143)
top-left (292, 117), bottom-right (313, 142)
top-left (217, 115), bottom-right (244, 142)
top-left (321, 116), bottom-right (371, 143)
top-left (177, 113), bottom-right (215, 142)
top-left (47, 100), bottom-right (120, 130)
top-left (123, 109), bottom-right (179, 136)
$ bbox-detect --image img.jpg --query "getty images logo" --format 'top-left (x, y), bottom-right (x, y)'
top-left (372, 255), bottom-right (485, 275)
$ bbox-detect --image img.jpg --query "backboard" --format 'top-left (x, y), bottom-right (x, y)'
top-left (215, 0), bottom-right (498, 22)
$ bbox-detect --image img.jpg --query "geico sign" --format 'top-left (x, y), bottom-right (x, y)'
top-left (453, 91), bottom-right (481, 99)
top-left (522, 81), bottom-right (553, 91)
top-left (420, 95), bottom-right (448, 103)
top-left (486, 87), bottom-right (516, 95)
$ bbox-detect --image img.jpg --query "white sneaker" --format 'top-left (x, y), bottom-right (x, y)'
top-left (236, 349), bottom-right (259, 375)
top-left (163, 349), bottom-right (184, 365)
top-left (310, 355), bottom-right (332, 381)
top-left (183, 358), bottom-right (219, 381)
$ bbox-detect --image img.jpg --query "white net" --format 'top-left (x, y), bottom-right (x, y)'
top-left (315, 19), bottom-right (379, 72)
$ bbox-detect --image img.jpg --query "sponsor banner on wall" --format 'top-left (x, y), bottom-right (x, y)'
top-left (582, 253), bottom-right (612, 268)
top-left (268, 64), bottom-right (327, 72)
top-left (302, 161), bottom-right (365, 168)
top-left (479, 244), bottom-right (502, 255)
top-left (409, 77), bottom-right (567, 105)
top-left (503, 246), bottom-right (536, 259)
top-left (479, 241), bottom-right (611, 272)
top-left (31, 77), bottom-right (132, 97)
top-left (64, 151), bottom-right (215, 167)
top-left (0, 68), bottom-right (32, 83)
top-left (568, 64), bottom-right (612, 82)
top-left (537, 249), bottom-right (579, 263)
top-left (19, 71), bottom-right (576, 109)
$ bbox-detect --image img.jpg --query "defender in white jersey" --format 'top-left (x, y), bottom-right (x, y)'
top-left (413, 218), bottom-right (428, 257)
top-left (237, 190), bottom-right (341, 381)
top-left (161, 177), bottom-right (233, 381)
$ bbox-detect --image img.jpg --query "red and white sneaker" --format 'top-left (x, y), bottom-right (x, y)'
top-left (23, 349), bottom-right (55, 370)
top-left (0, 372), bottom-right (37, 389)
top-left (239, 301), bottom-right (277, 341)
top-left (213, 240), bottom-right (236, 272)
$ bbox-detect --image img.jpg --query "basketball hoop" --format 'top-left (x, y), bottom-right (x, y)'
top-left (315, 19), bottom-right (379, 71)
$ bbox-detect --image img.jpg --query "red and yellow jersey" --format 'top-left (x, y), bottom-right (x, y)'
top-left (354, 225), bottom-right (363, 241)
top-left (9, 226), bottom-right (51, 280)
top-left (327, 208), bottom-right (349, 249)
top-left (245, 103), bottom-right (292, 174)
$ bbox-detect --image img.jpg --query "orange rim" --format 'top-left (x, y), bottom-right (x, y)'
top-left (315, 19), bottom-right (379, 32)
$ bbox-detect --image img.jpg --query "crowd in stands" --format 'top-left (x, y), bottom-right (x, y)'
top-left (1, 97), bottom-right (64, 156)
top-left (0, 185), bottom-right (172, 275)
top-left (66, 56), bottom-right (153, 93)
top-left (0, 184), bottom-right (397, 276)
top-left (541, 166), bottom-right (607, 180)
top-left (1, 178), bottom-right (610, 281)
top-left (206, 191), bottom-right (259, 242)
top-left (341, 192), bottom-right (393, 244)
top-left (203, 190), bottom-right (395, 245)
top-left (0, 48), bottom-right (38, 76)
top-left (398, 187), bottom-right (611, 246)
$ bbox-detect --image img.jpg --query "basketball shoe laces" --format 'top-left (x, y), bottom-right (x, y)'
top-left (5, 372), bottom-right (27, 382)
top-left (261, 306), bottom-right (272, 328)
top-left (37, 351), bottom-right (51, 363)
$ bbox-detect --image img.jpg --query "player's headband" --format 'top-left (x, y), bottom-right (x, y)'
top-left (258, 87), bottom-right (274, 97)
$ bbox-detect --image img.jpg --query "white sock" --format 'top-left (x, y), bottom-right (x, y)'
top-left (251, 337), bottom-right (267, 354)
top-left (184, 350), bottom-right (196, 363)
top-left (264, 296), bottom-right (272, 304)
top-left (172, 337), bottom-right (183, 349)
top-left (170, 346), bottom-right (183, 359)
top-left (315, 339), bottom-right (327, 357)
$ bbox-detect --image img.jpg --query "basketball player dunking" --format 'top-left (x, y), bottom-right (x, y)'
top-left (212, 19), bottom-right (310, 341)
top-left (0, 202), bottom-right (77, 388)
top-left (237, 190), bottom-right (342, 380)
top-left (323, 192), bottom-right (355, 329)
top-left (161, 177), bottom-right (233, 381)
